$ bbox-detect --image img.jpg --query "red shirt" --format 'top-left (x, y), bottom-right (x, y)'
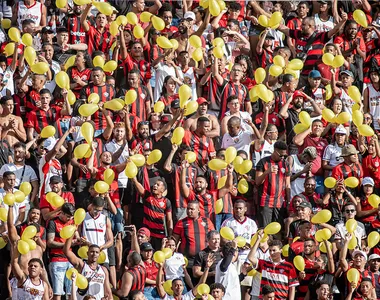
top-left (40, 191), bottom-right (75, 213)
top-left (363, 155), bottom-right (380, 188)
top-left (96, 166), bottom-right (121, 209)
top-left (87, 25), bottom-right (114, 55)
top-left (182, 130), bottom-right (216, 168)
top-left (47, 217), bottom-right (74, 262)
top-left (25, 107), bottom-right (61, 133)
top-left (297, 134), bottom-right (328, 176)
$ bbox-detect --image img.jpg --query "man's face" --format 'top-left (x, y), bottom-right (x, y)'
top-left (92, 70), bottom-right (104, 85)
top-left (2, 100), bottom-right (14, 115)
top-left (293, 96), bottom-right (304, 109)
top-left (74, 4), bottom-right (83, 15)
top-left (88, 246), bottom-right (100, 262)
top-left (4, 175), bottom-right (16, 189)
top-left (28, 261), bottom-right (42, 278)
top-left (269, 245), bottom-right (282, 260)
top-left (172, 279), bottom-right (184, 296)
top-left (208, 234), bottom-right (220, 249)
top-left (347, 153), bottom-right (358, 164)
top-left (230, 65), bottom-right (243, 81)
top-left (162, 11), bottom-right (173, 26)
top-left (128, 73), bottom-right (139, 87)
top-left (42, 45), bottom-right (54, 61)
top-left (131, 43), bottom-right (143, 57)
top-left (311, 121), bottom-right (323, 136)
top-left (301, 19), bottom-right (311, 34)
top-left (194, 177), bottom-right (207, 193)
top-left (138, 124), bottom-right (149, 139)
top-left (316, 284), bottom-right (330, 300)
top-left (57, 32), bottom-right (69, 44)
top-left (227, 99), bottom-right (240, 112)
top-left (353, 253), bottom-right (365, 267)
top-left (273, 149), bottom-right (287, 162)
top-left (198, 103), bottom-right (208, 115)
top-left (90, 205), bottom-right (103, 218)
top-left (344, 205), bottom-right (356, 219)
top-left (137, 233), bottom-right (149, 244)
top-left (187, 203), bottom-right (199, 218)
top-left (308, 76), bottom-right (321, 88)
top-left (346, 23), bottom-right (358, 39)
top-left (40, 93), bottom-right (51, 108)
top-left (335, 133), bottom-right (346, 145)
top-left (341, 74), bottom-right (353, 88)
top-left (227, 122), bottom-right (240, 137)
top-left (134, 0), bottom-right (145, 12)
top-left (299, 223), bottom-right (312, 237)
top-left (29, 209), bottom-right (40, 223)
top-left (101, 151), bottom-right (112, 165)
top-left (304, 240), bottom-right (316, 255)
top-left (152, 180), bottom-right (164, 195)
top-left (304, 179), bottom-right (316, 194)
top-left (297, 207), bottom-right (311, 219)
top-left (211, 288), bottom-right (224, 300)
top-left (50, 182), bottom-right (63, 193)
top-left (198, 121), bottom-right (211, 135)
top-left (96, 13), bottom-right (108, 28)
top-left (298, 4), bottom-right (309, 17)
top-left (233, 203), bottom-right (247, 218)
top-left (113, 127), bottom-right (125, 141)
top-left (178, 20), bottom-right (190, 34)
top-left (370, 259), bottom-right (380, 272)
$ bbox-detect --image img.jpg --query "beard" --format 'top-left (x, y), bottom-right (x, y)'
top-left (294, 102), bottom-right (303, 109)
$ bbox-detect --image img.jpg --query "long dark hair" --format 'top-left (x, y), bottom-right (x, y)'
top-left (235, 54), bottom-right (254, 79)
top-left (160, 75), bottom-right (174, 98)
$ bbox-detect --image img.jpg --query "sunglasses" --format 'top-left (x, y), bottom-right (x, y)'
top-left (345, 209), bottom-right (355, 213)
top-left (138, 121), bottom-right (149, 126)
top-left (275, 150), bottom-right (288, 159)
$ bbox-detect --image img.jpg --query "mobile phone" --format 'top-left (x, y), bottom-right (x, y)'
top-left (124, 225), bottom-right (133, 232)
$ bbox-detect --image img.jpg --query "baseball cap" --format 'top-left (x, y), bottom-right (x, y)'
top-left (41, 26), bottom-right (54, 34)
top-left (340, 70), bottom-right (354, 78)
top-left (43, 137), bottom-right (57, 151)
top-left (318, 0), bottom-right (328, 4)
top-left (137, 227), bottom-right (151, 238)
top-left (362, 177), bottom-right (375, 187)
top-left (340, 144), bottom-right (359, 157)
top-left (184, 11), bottom-right (196, 21)
top-left (369, 254), bottom-right (380, 261)
top-left (265, 32), bottom-right (276, 40)
top-left (50, 176), bottom-right (63, 184)
top-left (335, 125), bottom-right (347, 135)
top-left (140, 242), bottom-right (154, 251)
top-left (197, 97), bottom-right (208, 105)
top-left (297, 201), bottom-right (312, 209)
top-left (293, 90), bottom-right (306, 99)
top-left (161, 115), bottom-right (171, 124)
top-left (352, 249), bottom-right (367, 261)
top-left (171, 99), bottom-right (180, 109)
top-left (308, 70), bottom-right (322, 79)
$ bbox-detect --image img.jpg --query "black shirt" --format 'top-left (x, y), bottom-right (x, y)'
top-left (193, 246), bottom-right (222, 285)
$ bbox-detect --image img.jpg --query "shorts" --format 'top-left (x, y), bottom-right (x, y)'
top-left (119, 187), bottom-right (132, 206)
top-left (94, 129), bottom-right (104, 138)
top-left (49, 261), bottom-right (72, 295)
top-left (108, 245), bottom-right (116, 267)
top-left (109, 208), bottom-right (124, 234)
top-left (248, 26), bottom-right (261, 37)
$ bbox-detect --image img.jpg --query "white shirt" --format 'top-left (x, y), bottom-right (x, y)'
top-left (104, 139), bottom-right (129, 188)
top-left (163, 290), bottom-right (195, 300)
top-left (154, 62), bottom-right (183, 102)
top-left (222, 130), bottom-right (253, 159)
top-left (164, 252), bottom-right (185, 280)
top-left (335, 221), bottom-right (367, 249)
top-left (323, 142), bottom-right (344, 170)
top-left (216, 260), bottom-right (241, 300)
top-left (3, 66), bottom-right (15, 95)
top-left (38, 155), bottom-right (62, 197)
top-left (0, 188), bottom-right (25, 225)
top-left (45, 60), bottom-right (61, 93)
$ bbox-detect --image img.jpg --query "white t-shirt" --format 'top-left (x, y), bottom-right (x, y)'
top-left (335, 221), bottom-right (367, 250)
top-left (323, 143), bottom-right (344, 170)
top-left (164, 252), bottom-right (185, 280)
top-left (3, 66), bottom-right (15, 95)
top-left (104, 140), bottom-right (129, 188)
top-left (163, 290), bottom-right (195, 300)
top-left (222, 130), bottom-right (253, 159)
top-left (45, 60), bottom-right (61, 93)
top-left (154, 62), bottom-right (183, 102)
top-left (216, 260), bottom-right (241, 300)
top-left (38, 155), bottom-right (62, 197)
top-left (0, 188), bottom-right (25, 225)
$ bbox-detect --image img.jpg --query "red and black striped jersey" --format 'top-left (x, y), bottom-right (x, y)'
top-left (256, 156), bottom-right (290, 208)
top-left (273, 90), bottom-right (291, 114)
top-left (13, 94), bottom-right (27, 123)
top-left (127, 265), bottom-right (147, 292)
top-left (63, 15), bottom-right (87, 45)
top-left (182, 130), bottom-right (216, 168)
top-left (47, 217), bottom-right (74, 262)
top-left (144, 42), bottom-right (163, 63)
top-left (25, 107), bottom-right (61, 133)
top-left (171, 163), bottom-right (198, 209)
top-left (87, 25), bottom-right (115, 56)
top-left (121, 53), bottom-right (152, 86)
top-left (295, 258), bottom-right (317, 300)
top-left (67, 66), bottom-right (92, 97)
top-left (218, 80), bottom-right (249, 120)
top-left (25, 88), bottom-right (41, 113)
top-left (256, 259), bottom-right (299, 299)
top-left (331, 162), bottom-right (363, 181)
top-left (127, 86), bottom-right (151, 121)
top-left (76, 136), bottom-right (106, 180)
top-left (256, 48), bottom-right (273, 69)
top-left (143, 193), bottom-right (172, 239)
top-left (173, 216), bottom-right (215, 257)
top-left (96, 166), bottom-right (121, 209)
top-left (206, 70), bottom-right (230, 111)
top-left (187, 189), bottom-right (216, 223)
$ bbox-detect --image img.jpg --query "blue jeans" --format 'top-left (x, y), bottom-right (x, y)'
top-left (49, 261), bottom-right (72, 295)
top-left (315, 176), bottom-right (324, 195)
top-left (215, 213), bottom-right (233, 231)
top-left (109, 208), bottom-right (124, 234)
top-left (144, 286), bottom-right (161, 300)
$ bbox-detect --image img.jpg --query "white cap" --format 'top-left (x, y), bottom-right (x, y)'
top-left (43, 137), bottom-right (57, 151)
top-left (362, 177), bottom-right (375, 187)
top-left (184, 11), bottom-right (196, 21)
top-left (352, 249), bottom-right (367, 261)
top-left (335, 125), bottom-right (347, 135)
top-left (369, 254), bottom-right (380, 261)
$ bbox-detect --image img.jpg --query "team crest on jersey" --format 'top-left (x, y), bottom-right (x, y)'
top-left (159, 201), bottom-right (165, 207)
top-left (104, 92), bottom-right (109, 98)
top-left (99, 222), bottom-right (105, 228)
top-left (281, 168), bottom-right (285, 174)
top-left (272, 118), bottom-right (277, 123)
top-left (279, 269), bottom-right (284, 274)
top-left (375, 162), bottom-right (379, 167)
top-left (206, 194), bottom-right (212, 199)
top-left (201, 221), bottom-right (206, 227)
top-left (142, 65), bottom-right (146, 71)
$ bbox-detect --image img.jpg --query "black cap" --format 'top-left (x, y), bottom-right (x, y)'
top-left (265, 33), bottom-right (276, 40)
top-left (56, 27), bottom-right (68, 34)
top-left (50, 176), bottom-right (63, 184)
top-left (171, 99), bottom-right (180, 109)
top-left (297, 201), bottom-right (312, 209)
top-left (318, 0), bottom-right (328, 4)
top-left (140, 242), bottom-right (154, 251)
top-left (41, 26), bottom-right (54, 34)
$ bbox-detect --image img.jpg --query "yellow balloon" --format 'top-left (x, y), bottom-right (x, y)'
top-left (200, 0), bottom-right (209, 8)
top-left (56, 0), bottom-right (67, 9)
top-left (256, 84), bottom-right (268, 99)
top-left (18, 240), bottom-right (30, 255)
top-left (40, 125), bottom-right (56, 138)
top-left (336, 112), bottom-right (351, 124)
top-left (238, 179), bottom-right (249, 194)
top-left (171, 127), bottom-right (185, 145)
top-left (324, 177), bottom-right (336, 189)
top-left (282, 244), bottom-right (289, 257)
top-left (213, 46), bottom-right (224, 59)
top-left (31, 62), bottom-right (49, 74)
top-left (0, 236), bottom-right (7, 249)
top-left (217, 176), bottom-right (227, 190)
top-left (192, 48), bottom-right (203, 62)
top-left (147, 149), bottom-right (162, 165)
top-left (14, 191), bottom-right (25, 203)
top-left (269, 65), bottom-right (283, 77)
top-left (130, 154), bottom-right (145, 167)
top-left (154, 101), bottom-right (165, 113)
top-left (348, 86), bottom-right (361, 103)
top-left (294, 123), bottom-right (309, 134)
top-left (311, 209), bottom-right (332, 224)
top-left (345, 177), bottom-right (359, 188)
top-left (353, 9), bottom-right (368, 28)
top-left (51, 196), bottom-right (64, 208)
top-left (322, 53), bottom-right (334, 66)
top-left (46, 192), bottom-right (58, 204)
top-left (369, 194), bottom-right (380, 208)
top-left (153, 251), bottom-right (166, 263)
top-left (64, 55), bottom-right (76, 70)
top-left (81, 122), bottom-right (94, 144)
top-left (94, 181), bottom-right (109, 194)
top-left (125, 89), bottom-right (137, 105)
top-left (288, 59), bottom-right (304, 71)
top-left (179, 85), bottom-right (192, 108)
top-left (208, 159), bottom-right (228, 171)
top-left (60, 225), bottom-right (76, 239)
top-left (273, 55), bottom-right (285, 68)
top-left (133, 25), bottom-right (144, 39)
top-left (157, 36), bottom-right (173, 49)
top-left (254, 68), bottom-right (266, 84)
top-left (9, 27), bottom-right (21, 42)
top-left (22, 225), bottom-right (37, 240)
top-left (0, 207), bottom-right (7, 221)
top-left (67, 90), bottom-right (76, 105)
top-left (233, 156), bottom-right (243, 173)
top-left (220, 227), bottom-right (234, 241)
top-left (189, 35), bottom-right (202, 48)
top-left (78, 246), bottom-right (89, 259)
top-left (185, 151), bottom-right (196, 164)
top-left (79, 103), bottom-right (99, 117)
top-left (97, 251), bottom-right (106, 264)
top-left (358, 124), bottom-right (374, 137)
top-left (258, 15), bottom-right (269, 27)
top-left (368, 231), bottom-right (380, 248)
top-left (325, 85), bottom-right (333, 101)
top-left (126, 12), bottom-right (138, 25)
top-left (93, 56), bottom-right (105, 68)
top-left (209, 0), bottom-right (221, 16)
top-left (264, 222), bottom-right (281, 235)
top-left (94, 1), bottom-right (113, 15)
top-left (140, 11), bottom-right (152, 23)
top-left (293, 255), bottom-right (305, 271)
top-left (163, 280), bottom-right (173, 295)
top-left (1, 19), bottom-right (11, 29)
top-left (322, 108), bottom-right (335, 123)
top-left (348, 236), bottom-right (358, 250)
top-left (3, 193), bottom-right (14, 206)
top-left (198, 284), bottom-right (210, 295)
top-left (66, 268), bottom-right (79, 280)
top-left (332, 55), bottom-right (345, 68)
top-left (170, 39), bottom-right (179, 50)
top-left (25, 239), bottom-right (36, 250)
top-left (352, 110), bottom-right (363, 127)
top-left (3, 43), bottom-right (15, 57)
top-left (116, 15), bottom-right (128, 26)
top-left (73, 144), bottom-right (90, 159)
top-left (162, 248), bottom-right (173, 259)
top-left (21, 33), bottom-right (33, 47)
top-left (76, 274), bottom-right (88, 289)
top-left (215, 198), bottom-right (223, 214)
top-left (238, 160), bottom-right (253, 174)
top-left (184, 101), bottom-right (198, 116)
top-left (225, 147), bottom-right (237, 164)
top-left (104, 99), bottom-right (124, 111)
top-left (19, 182), bottom-right (32, 196)
top-left (299, 111), bottom-right (311, 126)
top-left (152, 16), bottom-right (165, 31)
top-left (319, 241), bottom-right (332, 253)
top-left (109, 21), bottom-right (119, 37)
top-left (217, 0), bottom-right (226, 11)
top-left (103, 168), bottom-right (115, 186)
top-left (347, 268), bottom-right (360, 284)
top-left (212, 37), bottom-right (225, 48)
top-left (346, 219), bottom-right (358, 233)
top-left (125, 161), bottom-right (138, 178)
top-left (74, 208), bottom-right (86, 225)
top-left (268, 11), bottom-right (282, 28)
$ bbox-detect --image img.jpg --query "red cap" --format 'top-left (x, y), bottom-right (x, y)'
top-left (197, 97), bottom-right (208, 105)
top-left (293, 90), bottom-right (306, 99)
top-left (137, 227), bottom-right (151, 238)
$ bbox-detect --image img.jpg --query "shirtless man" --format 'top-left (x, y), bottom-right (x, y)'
top-left (184, 97), bottom-right (220, 138)
top-left (0, 96), bottom-right (26, 146)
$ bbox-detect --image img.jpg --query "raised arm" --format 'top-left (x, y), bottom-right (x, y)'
top-left (80, 4), bottom-right (91, 32)
top-left (63, 235), bottom-right (84, 270)
top-left (164, 144), bottom-right (178, 173)
top-left (180, 160), bottom-right (191, 198)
